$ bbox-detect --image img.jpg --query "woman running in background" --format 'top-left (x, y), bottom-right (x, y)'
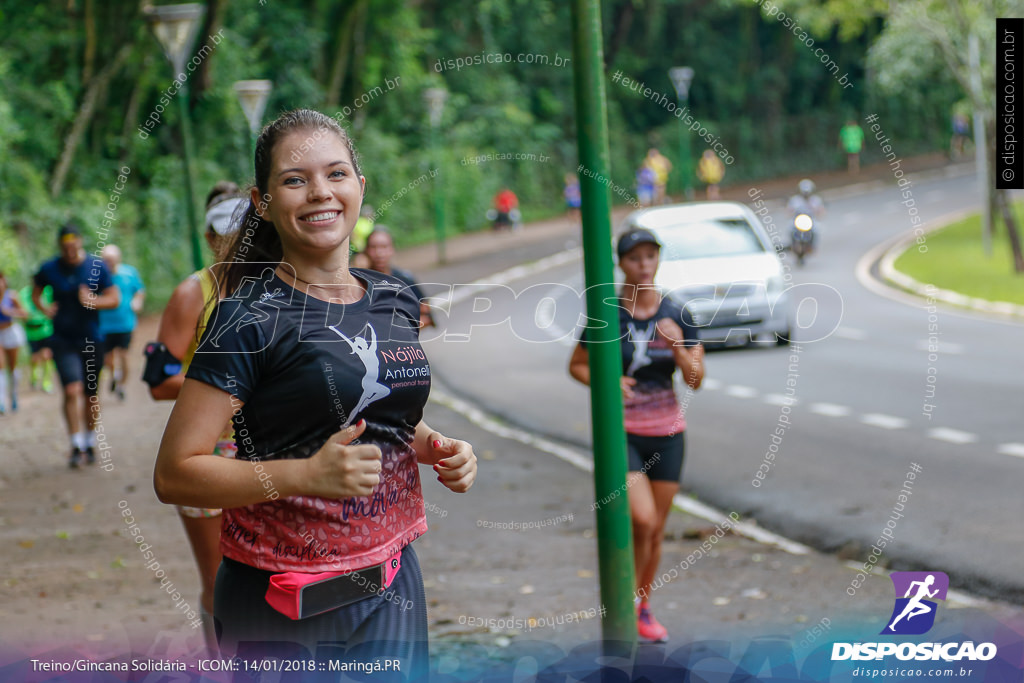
top-left (0, 271), bottom-right (29, 414)
top-left (569, 228), bottom-right (704, 643)
top-left (20, 282), bottom-right (55, 393)
top-left (145, 181), bottom-right (247, 651)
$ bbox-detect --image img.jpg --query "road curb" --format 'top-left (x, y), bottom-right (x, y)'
top-left (875, 208), bottom-right (1024, 321)
top-left (428, 385), bottom-right (813, 556)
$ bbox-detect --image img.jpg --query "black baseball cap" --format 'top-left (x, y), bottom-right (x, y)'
top-left (617, 228), bottom-right (661, 258)
top-left (58, 223), bottom-right (82, 243)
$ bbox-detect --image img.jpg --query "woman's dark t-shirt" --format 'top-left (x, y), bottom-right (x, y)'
top-left (579, 296), bottom-right (699, 436)
top-left (186, 267), bottom-right (430, 572)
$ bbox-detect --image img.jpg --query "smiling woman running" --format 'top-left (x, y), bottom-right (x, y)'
top-left (569, 227), bottom-right (704, 643)
top-left (154, 109), bottom-right (477, 673)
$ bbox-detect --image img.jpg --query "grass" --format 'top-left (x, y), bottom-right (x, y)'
top-left (893, 201), bottom-right (1024, 305)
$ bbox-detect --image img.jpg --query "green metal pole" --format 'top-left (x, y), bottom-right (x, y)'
top-left (177, 82), bottom-right (203, 272)
top-left (680, 97), bottom-right (694, 200)
top-left (570, 0), bottom-right (636, 647)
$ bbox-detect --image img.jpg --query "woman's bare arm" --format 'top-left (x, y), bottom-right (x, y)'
top-left (150, 277), bottom-right (205, 401)
top-left (155, 379), bottom-right (384, 508)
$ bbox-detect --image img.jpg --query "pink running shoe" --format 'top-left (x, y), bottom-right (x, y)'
top-left (637, 602), bottom-right (668, 642)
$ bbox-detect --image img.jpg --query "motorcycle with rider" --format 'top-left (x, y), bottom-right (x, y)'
top-left (786, 179), bottom-right (825, 265)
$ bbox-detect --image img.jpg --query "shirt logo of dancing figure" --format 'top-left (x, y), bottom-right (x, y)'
top-left (328, 322), bottom-right (391, 426)
top-left (881, 571), bottom-right (948, 635)
top-left (626, 321), bottom-right (655, 376)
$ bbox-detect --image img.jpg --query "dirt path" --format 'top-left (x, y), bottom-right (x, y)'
top-left (0, 314), bottom-right (213, 661)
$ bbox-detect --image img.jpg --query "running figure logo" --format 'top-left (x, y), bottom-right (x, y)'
top-left (203, 268), bottom-right (284, 351)
top-left (626, 321), bottom-right (655, 376)
top-left (328, 323), bottom-right (390, 426)
top-left (881, 571), bottom-right (948, 635)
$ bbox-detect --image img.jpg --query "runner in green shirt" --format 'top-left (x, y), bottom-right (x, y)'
top-left (839, 119), bottom-right (865, 174)
top-left (20, 284), bottom-right (55, 393)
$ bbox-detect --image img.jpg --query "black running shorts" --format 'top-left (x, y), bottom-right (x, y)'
top-left (626, 432), bottom-right (685, 482)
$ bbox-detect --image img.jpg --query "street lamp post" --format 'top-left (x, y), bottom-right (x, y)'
top-left (669, 66), bottom-right (695, 201)
top-left (145, 3), bottom-right (206, 272)
top-left (423, 87), bottom-right (448, 264)
top-left (233, 80), bottom-right (273, 152)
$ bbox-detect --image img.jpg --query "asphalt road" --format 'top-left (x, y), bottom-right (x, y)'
top-left (419, 167), bottom-right (1024, 603)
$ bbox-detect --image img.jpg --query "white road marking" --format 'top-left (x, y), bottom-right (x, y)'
top-left (701, 378), bottom-right (723, 390)
top-left (927, 428), bottom-right (978, 444)
top-left (834, 327), bottom-right (868, 340)
top-left (536, 297), bottom-right (556, 327)
top-left (945, 588), bottom-right (987, 608)
top-left (810, 403), bottom-right (851, 417)
top-left (671, 496), bottom-right (811, 556)
top-left (841, 562), bottom-right (987, 608)
top-left (435, 248), bottom-right (582, 307)
top-left (914, 340), bottom-right (965, 354)
top-left (535, 295), bottom-right (578, 347)
top-left (842, 560), bottom-right (887, 577)
top-left (997, 443), bottom-right (1024, 458)
top-left (763, 393), bottom-right (797, 406)
top-left (428, 248), bottom-right (585, 344)
top-left (429, 387), bottom-right (811, 556)
top-left (726, 385), bottom-right (758, 399)
top-left (429, 388), bottom-right (593, 472)
top-left (860, 413), bottom-right (909, 430)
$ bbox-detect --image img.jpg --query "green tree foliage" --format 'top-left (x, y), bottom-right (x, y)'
top-left (798, 0), bottom-right (1024, 269)
top-left (0, 0), bottom-right (957, 303)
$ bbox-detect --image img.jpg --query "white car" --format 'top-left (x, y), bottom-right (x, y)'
top-left (621, 201), bottom-right (792, 346)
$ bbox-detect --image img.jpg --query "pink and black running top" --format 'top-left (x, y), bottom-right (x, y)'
top-left (187, 268), bottom-right (431, 573)
top-left (578, 296), bottom-right (699, 437)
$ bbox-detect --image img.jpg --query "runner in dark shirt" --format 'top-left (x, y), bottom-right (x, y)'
top-left (569, 227), bottom-right (704, 643)
top-left (364, 227), bottom-right (434, 328)
top-left (33, 223), bottom-right (120, 468)
top-left (154, 109), bottom-right (477, 673)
